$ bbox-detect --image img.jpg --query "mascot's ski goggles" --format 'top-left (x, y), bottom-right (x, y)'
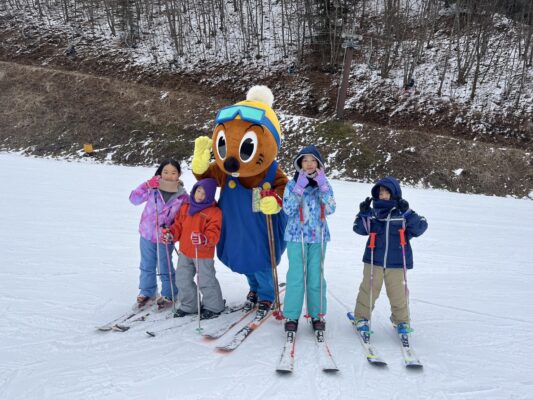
top-left (215, 105), bottom-right (281, 148)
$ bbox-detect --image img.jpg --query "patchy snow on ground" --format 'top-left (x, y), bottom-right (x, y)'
top-left (0, 153), bottom-right (532, 400)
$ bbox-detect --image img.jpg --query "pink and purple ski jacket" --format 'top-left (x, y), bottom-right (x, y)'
top-left (129, 181), bottom-right (188, 243)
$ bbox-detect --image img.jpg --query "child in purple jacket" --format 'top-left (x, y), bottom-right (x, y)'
top-left (129, 159), bottom-right (188, 310)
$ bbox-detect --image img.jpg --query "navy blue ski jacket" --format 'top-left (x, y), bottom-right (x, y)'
top-left (353, 177), bottom-right (428, 269)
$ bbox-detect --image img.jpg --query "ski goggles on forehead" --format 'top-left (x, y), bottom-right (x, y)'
top-left (215, 105), bottom-right (281, 148)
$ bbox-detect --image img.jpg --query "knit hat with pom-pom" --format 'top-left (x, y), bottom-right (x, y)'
top-left (215, 85), bottom-right (282, 149)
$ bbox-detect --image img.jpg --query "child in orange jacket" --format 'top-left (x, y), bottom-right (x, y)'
top-left (168, 178), bottom-right (225, 319)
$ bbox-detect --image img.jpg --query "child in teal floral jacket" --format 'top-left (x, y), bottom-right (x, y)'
top-left (282, 145), bottom-right (336, 332)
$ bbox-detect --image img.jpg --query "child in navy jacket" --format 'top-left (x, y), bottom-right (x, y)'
top-left (353, 176), bottom-right (427, 334)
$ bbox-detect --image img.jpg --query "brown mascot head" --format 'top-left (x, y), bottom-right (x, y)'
top-left (211, 86), bottom-right (282, 178)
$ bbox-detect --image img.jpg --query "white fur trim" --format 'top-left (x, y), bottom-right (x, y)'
top-left (246, 85), bottom-right (274, 107)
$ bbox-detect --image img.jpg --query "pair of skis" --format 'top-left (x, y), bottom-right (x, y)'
top-left (145, 303), bottom-right (247, 337)
top-left (96, 300), bottom-right (186, 333)
top-left (96, 299), bottom-right (157, 332)
top-left (275, 326), bottom-right (338, 374)
top-left (347, 312), bottom-right (423, 368)
top-left (205, 286), bottom-right (287, 351)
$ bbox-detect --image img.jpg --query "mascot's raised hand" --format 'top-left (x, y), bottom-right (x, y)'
top-left (192, 136), bottom-right (213, 175)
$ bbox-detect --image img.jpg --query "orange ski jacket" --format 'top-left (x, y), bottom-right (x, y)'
top-left (169, 203), bottom-right (222, 259)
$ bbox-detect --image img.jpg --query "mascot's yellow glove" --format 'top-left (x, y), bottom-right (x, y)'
top-left (260, 197), bottom-right (281, 214)
top-left (191, 136), bottom-right (213, 175)
top-left (259, 190), bottom-right (282, 215)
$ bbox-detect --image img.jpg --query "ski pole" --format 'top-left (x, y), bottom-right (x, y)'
top-left (162, 231), bottom-right (177, 314)
top-left (399, 227), bottom-right (411, 325)
top-left (368, 232), bottom-right (377, 336)
top-left (300, 205), bottom-right (310, 320)
top-left (194, 244), bottom-right (203, 333)
top-left (266, 214), bottom-right (283, 320)
top-left (153, 190), bottom-right (161, 278)
top-left (318, 203), bottom-right (326, 319)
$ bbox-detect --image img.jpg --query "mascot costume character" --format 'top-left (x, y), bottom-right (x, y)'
top-left (192, 86), bottom-right (288, 317)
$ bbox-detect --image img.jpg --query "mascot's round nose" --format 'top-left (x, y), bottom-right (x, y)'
top-left (224, 157), bottom-right (240, 173)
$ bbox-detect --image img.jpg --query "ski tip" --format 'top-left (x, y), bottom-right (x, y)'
top-left (96, 326), bottom-right (112, 332)
top-left (145, 331), bottom-right (156, 337)
top-left (275, 368), bottom-right (293, 374)
top-left (112, 324), bottom-right (130, 332)
top-left (346, 312), bottom-right (355, 320)
top-left (215, 347), bottom-right (234, 354)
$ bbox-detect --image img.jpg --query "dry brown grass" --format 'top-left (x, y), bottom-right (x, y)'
top-left (0, 61), bottom-right (226, 163)
top-left (0, 61), bottom-right (531, 197)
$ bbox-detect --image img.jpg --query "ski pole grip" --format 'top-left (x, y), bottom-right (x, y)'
top-left (320, 204), bottom-right (325, 222)
top-left (299, 207), bottom-right (304, 223)
top-left (399, 228), bottom-right (407, 246)
top-left (368, 232), bottom-right (376, 249)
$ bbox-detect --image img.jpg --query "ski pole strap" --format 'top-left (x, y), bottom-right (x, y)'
top-left (362, 216), bottom-right (371, 234)
top-left (368, 232), bottom-right (376, 249)
top-left (399, 228), bottom-right (407, 246)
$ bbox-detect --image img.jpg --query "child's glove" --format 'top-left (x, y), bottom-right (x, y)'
top-left (259, 189), bottom-right (282, 215)
top-left (191, 232), bottom-right (207, 246)
top-left (292, 173), bottom-right (309, 196)
top-left (191, 136), bottom-right (213, 175)
top-left (398, 198), bottom-right (410, 213)
top-left (359, 197), bottom-right (372, 212)
top-left (161, 227), bottom-right (173, 244)
top-left (314, 169), bottom-right (329, 192)
top-left (146, 176), bottom-right (160, 189)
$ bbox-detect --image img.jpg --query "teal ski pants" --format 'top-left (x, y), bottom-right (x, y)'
top-left (283, 241), bottom-right (327, 320)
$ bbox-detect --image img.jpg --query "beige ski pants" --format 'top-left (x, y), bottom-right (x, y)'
top-left (354, 263), bottom-right (409, 324)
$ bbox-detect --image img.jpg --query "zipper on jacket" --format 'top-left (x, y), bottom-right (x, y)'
top-left (384, 212), bottom-right (390, 268)
top-left (383, 210), bottom-right (406, 268)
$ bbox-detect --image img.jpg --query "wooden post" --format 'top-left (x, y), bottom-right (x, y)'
top-left (335, 44), bottom-right (354, 119)
top-left (335, 35), bottom-right (360, 119)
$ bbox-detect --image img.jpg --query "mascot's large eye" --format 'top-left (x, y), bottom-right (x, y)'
top-left (216, 130), bottom-right (227, 160)
top-left (239, 131), bottom-right (258, 163)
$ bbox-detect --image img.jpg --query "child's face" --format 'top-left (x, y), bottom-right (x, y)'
top-left (379, 186), bottom-right (391, 200)
top-left (161, 164), bottom-right (180, 182)
top-left (301, 155), bottom-right (318, 175)
top-left (194, 186), bottom-right (206, 203)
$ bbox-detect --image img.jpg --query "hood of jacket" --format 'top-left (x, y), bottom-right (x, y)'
top-left (371, 176), bottom-right (402, 200)
top-left (189, 178), bottom-right (217, 215)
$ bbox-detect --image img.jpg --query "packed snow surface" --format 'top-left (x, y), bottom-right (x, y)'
top-left (1, 153), bottom-right (532, 400)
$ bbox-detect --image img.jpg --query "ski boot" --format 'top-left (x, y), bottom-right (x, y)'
top-left (156, 296), bottom-right (174, 310)
top-left (173, 308), bottom-right (191, 318)
top-left (311, 318), bottom-right (326, 332)
top-left (394, 321), bottom-right (413, 334)
top-left (256, 300), bottom-right (272, 319)
top-left (284, 319), bottom-right (298, 332)
top-left (243, 291), bottom-right (258, 312)
top-left (136, 294), bottom-right (154, 309)
top-left (200, 308), bottom-right (221, 320)
top-left (355, 318), bottom-right (370, 332)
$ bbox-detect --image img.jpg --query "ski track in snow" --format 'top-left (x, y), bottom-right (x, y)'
top-left (1, 153), bottom-right (532, 400)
